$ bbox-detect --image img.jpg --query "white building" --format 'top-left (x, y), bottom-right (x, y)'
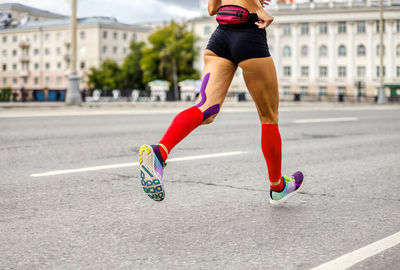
top-left (189, 0), bottom-right (400, 100)
top-left (0, 4), bottom-right (150, 100)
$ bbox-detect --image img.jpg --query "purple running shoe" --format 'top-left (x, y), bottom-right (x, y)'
top-left (270, 171), bottom-right (304, 205)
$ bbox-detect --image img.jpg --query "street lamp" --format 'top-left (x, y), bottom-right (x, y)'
top-left (65, 0), bottom-right (82, 105)
top-left (377, 0), bottom-right (386, 103)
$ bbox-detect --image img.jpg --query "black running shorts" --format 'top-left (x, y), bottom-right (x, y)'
top-left (206, 14), bottom-right (271, 65)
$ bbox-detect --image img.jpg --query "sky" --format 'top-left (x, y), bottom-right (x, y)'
top-left (0, 0), bottom-right (283, 24)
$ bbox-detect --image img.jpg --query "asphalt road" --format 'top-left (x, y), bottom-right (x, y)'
top-left (1, 104), bottom-right (399, 270)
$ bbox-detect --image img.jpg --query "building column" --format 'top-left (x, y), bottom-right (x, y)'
top-left (366, 20), bottom-right (374, 82)
top-left (386, 20), bottom-right (394, 83)
top-left (328, 22), bottom-right (336, 83)
top-left (347, 22), bottom-right (355, 89)
top-left (310, 22), bottom-right (317, 84)
top-left (291, 24), bottom-right (299, 86)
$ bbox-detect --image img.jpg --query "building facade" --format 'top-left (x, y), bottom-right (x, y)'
top-left (0, 5), bottom-right (150, 97)
top-left (190, 0), bottom-right (400, 100)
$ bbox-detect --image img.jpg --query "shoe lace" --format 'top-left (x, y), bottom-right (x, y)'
top-left (283, 175), bottom-right (294, 183)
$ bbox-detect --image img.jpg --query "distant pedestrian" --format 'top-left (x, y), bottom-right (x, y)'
top-left (139, 0), bottom-right (304, 204)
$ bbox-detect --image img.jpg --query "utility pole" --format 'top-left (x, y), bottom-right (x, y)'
top-left (377, 0), bottom-right (386, 103)
top-left (65, 0), bottom-right (82, 105)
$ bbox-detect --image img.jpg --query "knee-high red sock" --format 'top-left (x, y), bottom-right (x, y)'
top-left (158, 106), bottom-right (204, 161)
top-left (261, 124), bottom-right (283, 191)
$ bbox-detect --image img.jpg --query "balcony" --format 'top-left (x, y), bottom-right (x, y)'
top-left (19, 55), bottom-right (30, 62)
top-left (19, 40), bottom-right (30, 48)
top-left (19, 70), bottom-right (30, 77)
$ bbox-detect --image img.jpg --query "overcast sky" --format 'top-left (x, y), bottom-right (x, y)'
top-left (0, 0), bottom-right (282, 24)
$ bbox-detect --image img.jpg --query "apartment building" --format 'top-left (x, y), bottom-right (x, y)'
top-left (190, 0), bottom-right (400, 99)
top-left (0, 5), bottom-right (150, 95)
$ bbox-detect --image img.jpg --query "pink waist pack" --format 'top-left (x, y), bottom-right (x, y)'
top-left (216, 5), bottom-right (250, 25)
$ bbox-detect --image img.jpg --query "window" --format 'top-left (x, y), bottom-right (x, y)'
top-left (113, 32), bottom-right (118, 40)
top-left (56, 47), bottom-right (61, 55)
top-left (376, 66), bottom-right (386, 77)
top-left (12, 35), bottom-right (17, 42)
top-left (301, 45), bottom-right (308, 57)
top-left (319, 22), bottom-right (327, 34)
top-left (376, 20), bottom-right (385, 33)
top-left (45, 33), bottom-right (50, 41)
top-left (300, 86), bottom-right (308, 96)
top-left (397, 44), bottom-right (400, 56)
top-left (283, 46), bottom-right (291, 57)
top-left (13, 77), bottom-right (17, 84)
top-left (56, 32), bottom-right (62, 41)
top-left (123, 47), bottom-right (127, 54)
top-left (2, 49), bottom-right (7, 57)
top-left (12, 49), bottom-right (17, 56)
top-left (80, 62), bottom-right (85, 69)
top-left (283, 66), bottom-right (291, 77)
top-left (338, 22), bottom-right (346, 33)
top-left (2, 78), bottom-right (7, 85)
top-left (34, 48), bottom-right (39, 55)
top-left (357, 45), bottom-right (366, 56)
top-left (45, 48), bottom-right (50, 55)
top-left (56, 76), bottom-right (62, 85)
top-left (23, 77), bottom-right (28, 84)
top-left (132, 33), bottom-right (137, 40)
top-left (338, 45), bottom-right (346, 57)
top-left (282, 86), bottom-right (290, 96)
top-left (2, 36), bottom-right (7, 43)
top-left (319, 45), bottom-right (328, 57)
top-left (113, 46), bottom-right (117, 54)
top-left (318, 86), bottom-right (327, 96)
top-left (397, 20), bottom-right (400, 32)
top-left (204, 26), bottom-right (212, 35)
top-left (45, 62), bottom-right (50, 70)
top-left (357, 21), bottom-right (366, 33)
top-left (397, 66), bottom-right (400, 77)
top-left (34, 77), bottom-right (39, 85)
top-left (34, 63), bottom-right (39, 70)
top-left (301, 66), bottom-right (309, 77)
top-left (57, 62), bottom-right (62, 69)
top-left (103, 31), bottom-right (108, 39)
top-left (80, 31), bottom-right (86, 40)
top-left (301, 23), bottom-right (309, 35)
top-left (103, 46), bottom-right (107, 53)
top-left (319, 66), bottom-right (328, 77)
top-left (338, 86), bottom-right (346, 95)
top-left (45, 76), bottom-right (50, 85)
top-left (283, 24), bottom-right (291, 35)
top-left (376, 45), bottom-right (385, 57)
top-left (357, 66), bottom-right (366, 77)
top-left (33, 34), bottom-right (38, 41)
top-left (2, 64), bottom-right (6, 71)
top-left (338, 66), bottom-right (346, 77)
top-left (123, 32), bottom-right (127, 40)
top-left (12, 63), bottom-right (17, 70)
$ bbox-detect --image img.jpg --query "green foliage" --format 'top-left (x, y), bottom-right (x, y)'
top-left (87, 22), bottom-right (200, 91)
top-left (141, 21), bottom-right (200, 89)
top-left (0, 86), bottom-right (12, 102)
top-left (121, 41), bottom-right (146, 90)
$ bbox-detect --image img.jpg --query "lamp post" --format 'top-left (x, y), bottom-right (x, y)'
top-left (65, 0), bottom-right (82, 105)
top-left (377, 0), bottom-right (386, 103)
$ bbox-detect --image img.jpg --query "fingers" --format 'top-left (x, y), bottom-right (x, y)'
top-left (255, 20), bottom-right (268, 29)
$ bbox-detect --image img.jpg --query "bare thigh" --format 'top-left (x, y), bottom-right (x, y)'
top-left (196, 50), bottom-right (237, 124)
top-left (239, 57), bottom-right (279, 124)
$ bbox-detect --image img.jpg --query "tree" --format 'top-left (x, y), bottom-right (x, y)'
top-left (141, 21), bottom-right (199, 94)
top-left (121, 40), bottom-right (145, 90)
top-left (87, 59), bottom-right (121, 90)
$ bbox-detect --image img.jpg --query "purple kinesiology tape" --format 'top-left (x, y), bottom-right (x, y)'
top-left (196, 73), bottom-right (220, 121)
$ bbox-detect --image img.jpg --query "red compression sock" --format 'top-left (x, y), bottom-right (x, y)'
top-left (261, 124), bottom-right (283, 191)
top-left (158, 106), bottom-right (204, 161)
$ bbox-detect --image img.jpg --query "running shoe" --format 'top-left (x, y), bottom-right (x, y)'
top-left (270, 171), bottom-right (304, 205)
top-left (139, 144), bottom-right (166, 201)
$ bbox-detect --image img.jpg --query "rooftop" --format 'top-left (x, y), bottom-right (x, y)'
top-left (0, 2), bottom-right (67, 18)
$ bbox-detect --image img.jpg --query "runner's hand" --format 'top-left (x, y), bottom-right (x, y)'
top-left (255, 9), bottom-right (274, 29)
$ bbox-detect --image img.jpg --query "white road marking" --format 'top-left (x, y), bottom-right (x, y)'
top-left (31, 151), bottom-right (246, 177)
top-left (294, 117), bottom-right (358, 124)
top-left (311, 231), bottom-right (400, 270)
